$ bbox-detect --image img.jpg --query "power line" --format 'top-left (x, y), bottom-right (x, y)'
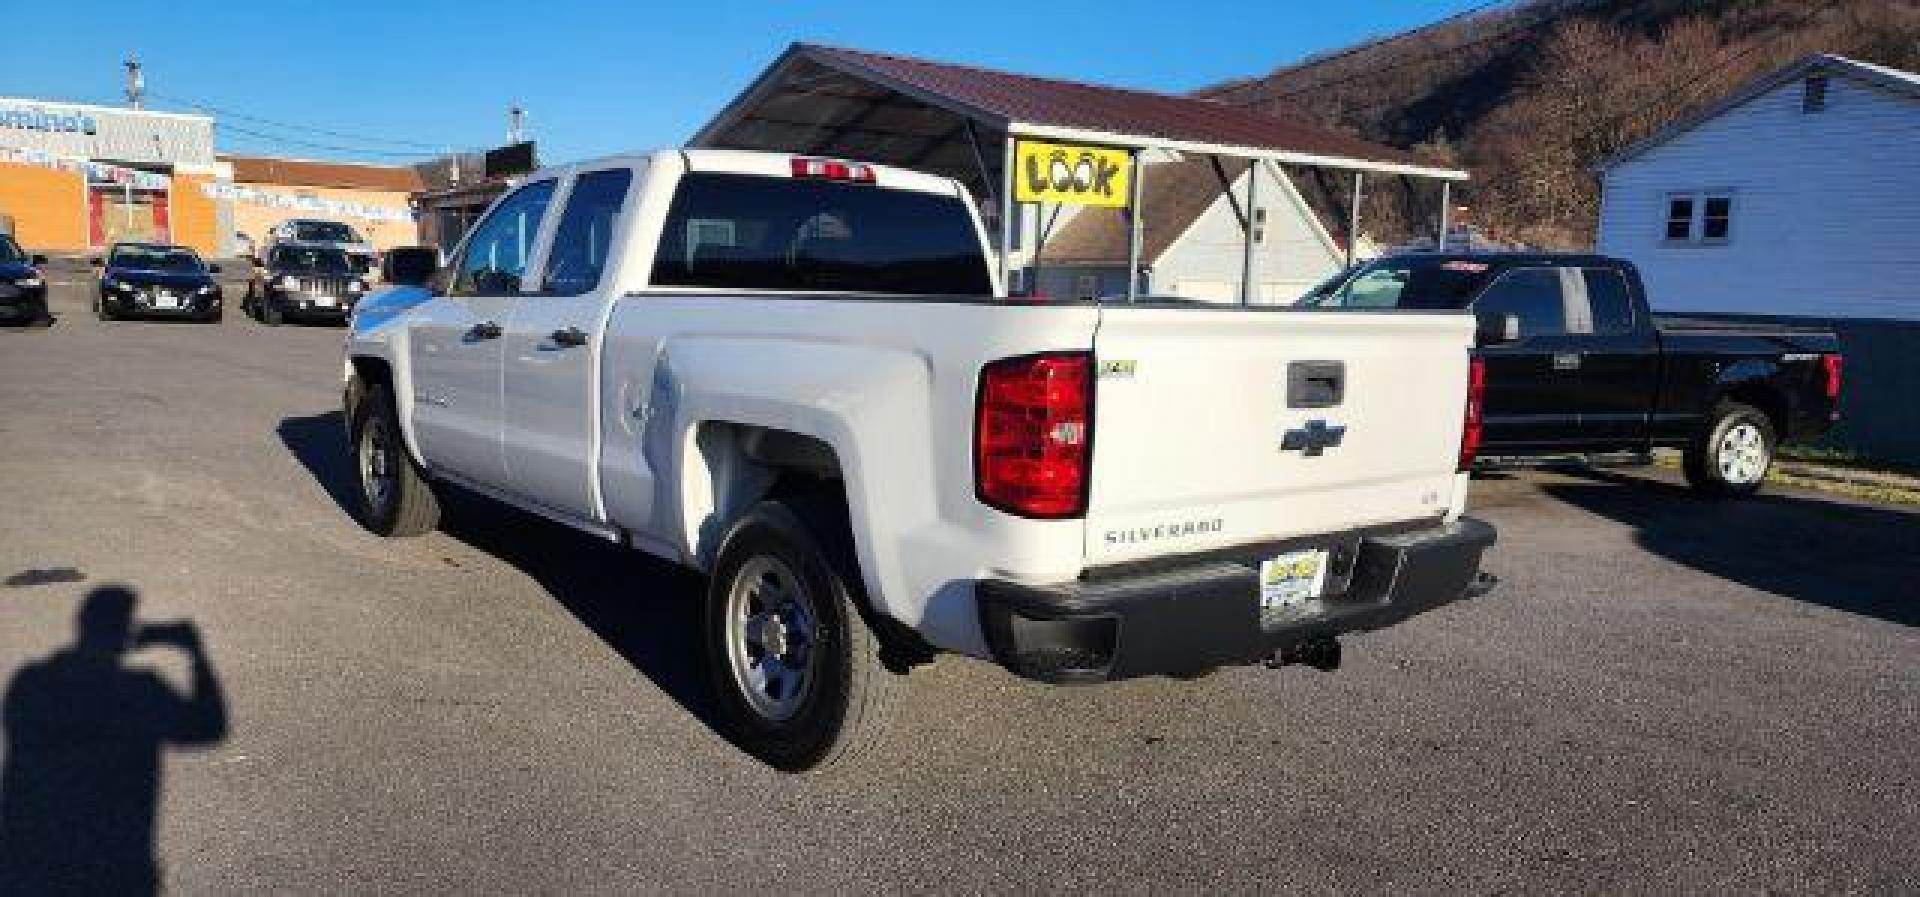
top-left (149, 90), bottom-right (446, 151)
top-left (211, 120), bottom-right (445, 158)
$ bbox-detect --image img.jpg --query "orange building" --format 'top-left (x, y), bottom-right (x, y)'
top-left (0, 98), bottom-right (224, 256)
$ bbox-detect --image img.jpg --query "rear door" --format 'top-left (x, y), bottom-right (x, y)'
top-left (1471, 267), bottom-right (1589, 451)
top-left (405, 179), bottom-right (557, 487)
top-left (1085, 307), bottom-right (1473, 566)
top-left (500, 165), bottom-right (637, 520)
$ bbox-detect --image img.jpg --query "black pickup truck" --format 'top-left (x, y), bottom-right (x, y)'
top-left (1302, 253), bottom-right (1842, 495)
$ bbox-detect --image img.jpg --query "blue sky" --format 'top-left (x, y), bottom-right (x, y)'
top-left (3, 0), bottom-right (1490, 166)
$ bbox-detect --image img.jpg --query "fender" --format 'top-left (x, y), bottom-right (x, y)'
top-left (345, 286), bottom-right (434, 467)
top-left (654, 335), bottom-right (942, 637)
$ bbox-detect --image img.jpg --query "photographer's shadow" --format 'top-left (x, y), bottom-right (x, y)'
top-left (0, 586), bottom-right (228, 895)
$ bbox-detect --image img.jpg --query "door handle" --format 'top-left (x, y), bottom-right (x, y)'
top-left (1552, 352), bottom-right (1582, 371)
top-left (466, 320), bottom-right (503, 341)
top-left (549, 326), bottom-right (589, 348)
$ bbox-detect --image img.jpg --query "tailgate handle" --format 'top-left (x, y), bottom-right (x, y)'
top-left (1288, 361), bottom-right (1345, 408)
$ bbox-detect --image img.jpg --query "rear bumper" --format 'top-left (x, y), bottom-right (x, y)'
top-left (978, 517), bottom-right (1497, 683)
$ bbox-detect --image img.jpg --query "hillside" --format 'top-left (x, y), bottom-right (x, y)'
top-left (1202, 0), bottom-right (1920, 249)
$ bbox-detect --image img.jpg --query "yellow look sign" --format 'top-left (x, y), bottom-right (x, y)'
top-left (1013, 140), bottom-right (1132, 208)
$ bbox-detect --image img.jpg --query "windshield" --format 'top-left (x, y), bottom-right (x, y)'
top-left (1297, 258), bottom-right (1494, 310)
top-left (271, 246), bottom-right (352, 274)
top-left (109, 245), bottom-right (207, 274)
top-left (292, 221), bottom-right (361, 243)
top-left (0, 236), bottom-right (24, 264)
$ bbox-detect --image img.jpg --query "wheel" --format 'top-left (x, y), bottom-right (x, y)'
top-left (703, 496), bottom-right (903, 772)
top-left (205, 309), bottom-right (224, 324)
top-left (1684, 400), bottom-right (1775, 496)
top-left (97, 296), bottom-right (113, 322)
top-left (27, 298), bottom-right (51, 328)
top-left (262, 299), bottom-right (283, 326)
top-left (349, 382), bottom-right (440, 536)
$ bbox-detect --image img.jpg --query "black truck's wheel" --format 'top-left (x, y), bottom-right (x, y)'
top-left (703, 496), bottom-right (902, 772)
top-left (349, 382), bottom-right (440, 536)
top-left (1684, 400), bottom-right (1775, 496)
top-left (26, 298), bottom-right (51, 328)
top-left (96, 297), bottom-right (113, 322)
top-left (262, 299), bottom-right (284, 326)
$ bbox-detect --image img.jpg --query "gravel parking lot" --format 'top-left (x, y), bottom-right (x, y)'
top-left (3, 276), bottom-right (1917, 893)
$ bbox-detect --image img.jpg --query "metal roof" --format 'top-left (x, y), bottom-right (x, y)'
top-left (1597, 54), bottom-right (1920, 172)
top-left (693, 43), bottom-right (1468, 182)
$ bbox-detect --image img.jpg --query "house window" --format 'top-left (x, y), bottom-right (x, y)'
top-left (1804, 75), bottom-right (1828, 113)
top-left (1662, 191), bottom-right (1733, 245)
top-left (1702, 195), bottom-right (1733, 242)
top-left (1665, 195), bottom-right (1695, 241)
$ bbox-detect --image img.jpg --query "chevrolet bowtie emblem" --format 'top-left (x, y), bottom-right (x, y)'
top-left (1281, 419), bottom-right (1347, 457)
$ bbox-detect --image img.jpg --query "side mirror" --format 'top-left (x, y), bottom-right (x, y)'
top-left (89, 257), bottom-right (104, 267)
top-left (382, 245), bottom-right (440, 287)
top-left (30, 254), bottom-right (47, 265)
top-left (1477, 312), bottom-right (1521, 345)
top-left (247, 255), bottom-right (264, 268)
top-left (207, 263), bottom-right (223, 274)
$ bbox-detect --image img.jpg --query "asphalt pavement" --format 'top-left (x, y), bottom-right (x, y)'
top-left (2, 277), bottom-right (1917, 893)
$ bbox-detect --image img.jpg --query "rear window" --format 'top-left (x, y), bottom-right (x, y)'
top-left (1298, 258), bottom-right (1490, 310)
top-left (292, 221), bottom-right (360, 243)
top-left (650, 173), bottom-right (991, 295)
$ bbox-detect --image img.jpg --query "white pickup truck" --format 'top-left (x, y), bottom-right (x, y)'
top-left (343, 149), bottom-right (1497, 771)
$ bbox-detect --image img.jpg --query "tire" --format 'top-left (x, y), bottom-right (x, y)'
top-left (27, 298), bottom-right (51, 328)
top-left (262, 299), bottom-right (283, 326)
top-left (1684, 400), bottom-right (1776, 497)
top-left (349, 382), bottom-right (440, 536)
top-left (97, 296), bottom-right (113, 322)
top-left (702, 496), bottom-right (903, 772)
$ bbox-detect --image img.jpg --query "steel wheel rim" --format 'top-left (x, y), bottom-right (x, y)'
top-left (359, 414), bottom-right (397, 517)
top-left (724, 554), bottom-right (820, 723)
top-left (1717, 422), bottom-right (1768, 485)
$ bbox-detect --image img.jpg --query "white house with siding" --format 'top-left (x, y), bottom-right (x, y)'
top-left (1033, 154), bottom-right (1345, 302)
top-left (1596, 54), bottom-right (1920, 322)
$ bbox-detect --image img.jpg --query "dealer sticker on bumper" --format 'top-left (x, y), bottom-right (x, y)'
top-left (1259, 548), bottom-right (1329, 622)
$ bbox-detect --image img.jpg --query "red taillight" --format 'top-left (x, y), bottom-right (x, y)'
top-left (1822, 353), bottom-right (1844, 401)
top-left (789, 157), bottom-right (876, 184)
top-left (976, 352), bottom-right (1093, 519)
top-left (1459, 356), bottom-right (1486, 471)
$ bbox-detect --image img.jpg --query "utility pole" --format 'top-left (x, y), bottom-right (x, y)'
top-left (124, 55), bottom-right (145, 110)
top-left (507, 105), bottom-right (526, 144)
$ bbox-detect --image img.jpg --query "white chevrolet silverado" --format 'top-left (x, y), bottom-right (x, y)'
top-left (343, 149), bottom-right (1497, 771)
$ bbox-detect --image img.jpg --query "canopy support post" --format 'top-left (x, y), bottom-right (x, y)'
top-left (999, 135), bottom-right (1016, 296)
top-left (1239, 158), bottom-right (1258, 306)
top-left (1348, 172), bottom-right (1365, 267)
top-left (1438, 180), bottom-right (1452, 252)
top-left (1125, 149), bottom-right (1144, 303)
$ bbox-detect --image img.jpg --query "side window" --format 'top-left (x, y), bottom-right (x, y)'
top-left (449, 179), bottom-right (556, 296)
top-left (1582, 268), bottom-right (1636, 334)
top-left (1474, 268), bottom-right (1566, 338)
top-left (542, 168), bottom-right (633, 295)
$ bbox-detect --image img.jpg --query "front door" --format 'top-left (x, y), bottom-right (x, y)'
top-left (404, 179), bottom-right (558, 488)
top-left (501, 167), bottom-right (637, 521)
top-left (1567, 266), bottom-right (1660, 448)
top-left (1472, 267), bottom-right (1589, 452)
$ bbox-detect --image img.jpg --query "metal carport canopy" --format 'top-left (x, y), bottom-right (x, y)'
top-left (691, 44), bottom-right (1470, 299)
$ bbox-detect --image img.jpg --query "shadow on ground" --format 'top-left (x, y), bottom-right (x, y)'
top-left (1544, 469), bottom-right (1920, 627)
top-left (0, 585), bottom-right (228, 895)
top-left (275, 412), bottom-right (721, 734)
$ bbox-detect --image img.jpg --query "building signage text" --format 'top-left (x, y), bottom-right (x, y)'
top-left (1013, 139), bottom-right (1131, 208)
top-left (0, 105), bottom-right (99, 136)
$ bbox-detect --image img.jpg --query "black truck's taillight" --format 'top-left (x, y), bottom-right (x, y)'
top-left (1459, 356), bottom-right (1487, 471)
top-left (975, 352), bottom-right (1093, 519)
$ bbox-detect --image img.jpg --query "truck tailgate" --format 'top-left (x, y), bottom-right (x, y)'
top-left (1086, 307), bottom-right (1474, 566)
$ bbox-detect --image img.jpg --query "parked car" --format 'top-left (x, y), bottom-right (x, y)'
top-left (94, 242), bottom-right (224, 323)
top-left (1299, 253), bottom-right (1842, 495)
top-left (342, 149), bottom-right (1499, 771)
top-left (245, 244), bottom-right (369, 326)
top-left (0, 234), bottom-right (50, 327)
top-left (265, 219), bottom-right (377, 273)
